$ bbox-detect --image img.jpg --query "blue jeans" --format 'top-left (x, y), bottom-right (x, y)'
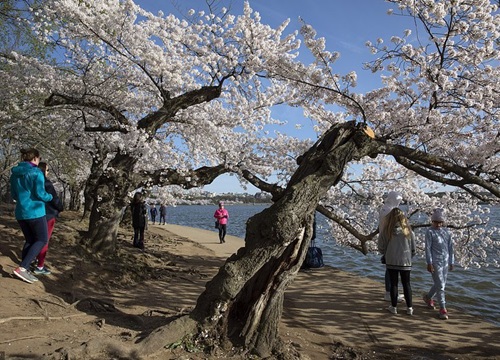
top-left (218, 224), bottom-right (227, 242)
top-left (427, 264), bottom-right (449, 309)
top-left (18, 216), bottom-right (48, 269)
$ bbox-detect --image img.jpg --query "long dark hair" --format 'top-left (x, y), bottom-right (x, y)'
top-left (132, 192), bottom-right (143, 204)
top-left (38, 161), bottom-right (48, 176)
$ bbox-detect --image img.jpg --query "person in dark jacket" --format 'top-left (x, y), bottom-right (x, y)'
top-left (131, 192), bottom-right (147, 249)
top-left (159, 203), bottom-right (167, 225)
top-left (34, 162), bottom-right (64, 275)
top-left (10, 148), bottom-right (53, 284)
top-left (150, 205), bottom-right (157, 224)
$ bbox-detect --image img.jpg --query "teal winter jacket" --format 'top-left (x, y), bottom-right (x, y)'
top-left (10, 162), bottom-right (53, 220)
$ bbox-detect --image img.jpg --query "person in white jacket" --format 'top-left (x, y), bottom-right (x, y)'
top-left (379, 191), bottom-right (404, 302)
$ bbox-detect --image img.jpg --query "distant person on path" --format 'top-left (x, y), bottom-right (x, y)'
top-left (131, 192), bottom-right (148, 249)
top-left (214, 202), bottom-right (229, 244)
top-left (159, 203), bottom-right (167, 225)
top-left (378, 207), bottom-right (416, 315)
top-left (10, 148), bottom-right (53, 284)
top-left (423, 208), bottom-right (454, 320)
top-left (34, 162), bottom-right (64, 275)
top-left (379, 191), bottom-right (404, 302)
top-left (150, 205), bottom-right (157, 225)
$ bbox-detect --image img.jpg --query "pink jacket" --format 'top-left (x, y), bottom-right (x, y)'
top-left (214, 208), bottom-right (229, 225)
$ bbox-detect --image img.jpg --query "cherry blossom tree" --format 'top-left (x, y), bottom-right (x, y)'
top-left (11, 0), bottom-right (302, 253)
top-left (1, 0), bottom-right (498, 358)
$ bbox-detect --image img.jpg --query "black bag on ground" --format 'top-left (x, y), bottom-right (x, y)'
top-left (301, 241), bottom-right (324, 269)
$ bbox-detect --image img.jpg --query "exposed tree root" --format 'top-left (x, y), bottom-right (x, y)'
top-left (0, 313), bottom-right (87, 324)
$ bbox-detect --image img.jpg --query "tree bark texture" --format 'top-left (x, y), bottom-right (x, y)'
top-left (85, 152), bottom-right (138, 254)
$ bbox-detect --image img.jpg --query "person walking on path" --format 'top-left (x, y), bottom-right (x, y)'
top-left (214, 202), bottom-right (229, 244)
top-left (379, 191), bottom-right (404, 302)
top-left (131, 192), bottom-right (148, 249)
top-left (159, 204), bottom-right (167, 225)
top-left (34, 162), bottom-right (64, 275)
top-left (150, 205), bottom-right (157, 225)
top-left (423, 208), bottom-right (454, 320)
top-left (378, 207), bottom-right (416, 315)
top-left (10, 148), bottom-right (53, 284)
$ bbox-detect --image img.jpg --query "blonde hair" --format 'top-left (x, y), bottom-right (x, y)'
top-left (382, 208), bottom-right (412, 241)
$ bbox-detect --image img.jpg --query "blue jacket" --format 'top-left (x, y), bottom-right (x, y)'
top-left (10, 162), bottom-right (53, 220)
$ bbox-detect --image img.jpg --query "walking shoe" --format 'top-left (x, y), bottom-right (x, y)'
top-left (423, 293), bottom-right (435, 309)
top-left (33, 267), bottom-right (52, 275)
top-left (13, 267), bottom-right (38, 284)
top-left (406, 307), bottom-right (414, 316)
top-left (387, 305), bottom-right (397, 314)
top-left (439, 309), bottom-right (449, 320)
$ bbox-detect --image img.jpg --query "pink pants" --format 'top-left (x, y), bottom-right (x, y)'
top-left (36, 217), bottom-right (56, 268)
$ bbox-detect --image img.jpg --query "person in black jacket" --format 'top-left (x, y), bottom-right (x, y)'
top-left (34, 162), bottom-right (64, 275)
top-left (150, 205), bottom-right (157, 224)
top-left (131, 192), bottom-right (147, 249)
top-left (159, 203), bottom-right (167, 225)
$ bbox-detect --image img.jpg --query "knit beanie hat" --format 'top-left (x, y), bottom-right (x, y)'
top-left (431, 208), bottom-right (445, 222)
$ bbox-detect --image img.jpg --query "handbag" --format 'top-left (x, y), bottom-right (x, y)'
top-left (215, 220), bottom-right (220, 229)
top-left (301, 240), bottom-right (324, 269)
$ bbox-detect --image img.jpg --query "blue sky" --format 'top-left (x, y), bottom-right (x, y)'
top-left (136, 0), bottom-right (412, 194)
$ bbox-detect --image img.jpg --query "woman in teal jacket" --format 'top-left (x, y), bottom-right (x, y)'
top-left (10, 148), bottom-right (53, 284)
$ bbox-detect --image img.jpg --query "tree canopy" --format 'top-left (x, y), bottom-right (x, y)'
top-left (1, 0), bottom-right (498, 267)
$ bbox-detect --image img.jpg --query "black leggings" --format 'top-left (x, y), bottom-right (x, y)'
top-left (387, 269), bottom-right (412, 308)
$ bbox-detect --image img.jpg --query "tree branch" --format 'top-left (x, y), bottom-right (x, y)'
top-left (377, 141), bottom-right (500, 199)
top-left (138, 164), bottom-right (229, 189)
top-left (137, 84), bottom-right (223, 133)
top-left (44, 93), bottom-right (130, 130)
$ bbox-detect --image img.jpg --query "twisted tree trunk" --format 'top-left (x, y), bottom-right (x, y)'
top-left (84, 152), bottom-right (138, 254)
top-left (140, 121), bottom-right (377, 357)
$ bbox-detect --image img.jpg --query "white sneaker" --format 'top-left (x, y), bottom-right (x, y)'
top-left (397, 294), bottom-right (405, 302)
top-left (407, 307), bottom-right (414, 315)
top-left (387, 305), bottom-right (397, 314)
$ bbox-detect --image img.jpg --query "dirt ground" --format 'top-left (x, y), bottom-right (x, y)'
top-left (0, 205), bottom-right (499, 360)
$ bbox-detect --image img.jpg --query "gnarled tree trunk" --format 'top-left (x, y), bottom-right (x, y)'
top-left (140, 121), bottom-right (377, 357)
top-left (84, 151), bottom-right (138, 254)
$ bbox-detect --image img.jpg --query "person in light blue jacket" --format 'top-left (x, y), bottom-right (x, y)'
top-left (10, 148), bottom-right (53, 284)
top-left (423, 208), bottom-right (454, 320)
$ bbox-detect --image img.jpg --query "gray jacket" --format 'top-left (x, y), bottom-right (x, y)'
top-left (378, 226), bottom-right (416, 271)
